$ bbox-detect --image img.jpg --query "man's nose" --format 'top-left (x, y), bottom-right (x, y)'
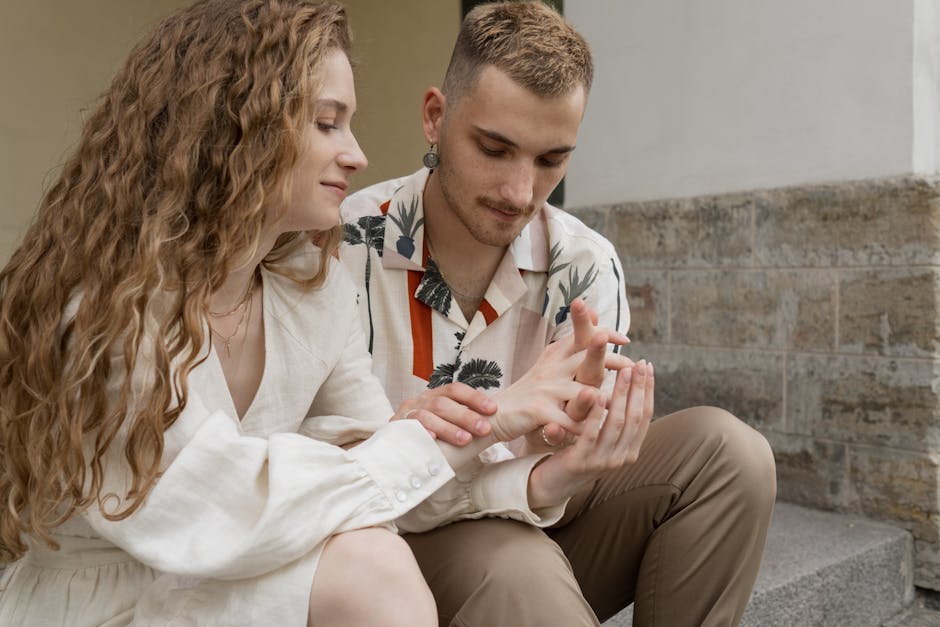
top-left (498, 164), bottom-right (534, 209)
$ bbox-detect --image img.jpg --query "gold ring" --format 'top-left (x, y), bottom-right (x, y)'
top-left (541, 426), bottom-right (559, 447)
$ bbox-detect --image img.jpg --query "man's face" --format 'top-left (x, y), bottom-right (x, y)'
top-left (435, 66), bottom-right (586, 247)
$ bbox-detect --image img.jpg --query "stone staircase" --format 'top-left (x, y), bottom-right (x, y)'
top-left (603, 501), bottom-right (918, 626)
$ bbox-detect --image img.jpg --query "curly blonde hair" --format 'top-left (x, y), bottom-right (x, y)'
top-left (0, 0), bottom-right (352, 562)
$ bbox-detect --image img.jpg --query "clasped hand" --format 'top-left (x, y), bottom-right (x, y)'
top-left (393, 300), bottom-right (654, 481)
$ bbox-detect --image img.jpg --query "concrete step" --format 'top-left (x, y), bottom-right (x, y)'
top-left (603, 501), bottom-right (914, 627)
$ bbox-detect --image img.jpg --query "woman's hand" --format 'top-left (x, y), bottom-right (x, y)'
top-left (488, 333), bottom-right (631, 443)
top-left (393, 383), bottom-right (497, 446)
top-left (530, 298), bottom-right (631, 451)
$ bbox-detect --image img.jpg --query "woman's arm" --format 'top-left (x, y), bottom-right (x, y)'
top-left (84, 393), bottom-right (455, 581)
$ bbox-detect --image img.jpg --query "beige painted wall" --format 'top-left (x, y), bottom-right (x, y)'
top-left (0, 1), bottom-right (192, 264)
top-left (0, 1), bottom-right (459, 265)
top-left (345, 1), bottom-right (459, 190)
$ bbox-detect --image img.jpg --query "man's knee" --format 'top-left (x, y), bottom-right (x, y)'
top-left (669, 405), bottom-right (777, 507)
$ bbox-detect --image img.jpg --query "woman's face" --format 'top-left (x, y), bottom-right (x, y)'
top-left (279, 48), bottom-right (367, 233)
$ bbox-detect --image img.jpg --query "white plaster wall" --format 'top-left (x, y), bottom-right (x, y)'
top-left (914, 0), bottom-right (940, 174)
top-left (565, 0), bottom-right (927, 206)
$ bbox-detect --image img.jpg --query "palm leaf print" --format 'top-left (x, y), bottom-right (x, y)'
top-left (343, 222), bottom-right (363, 246)
top-left (388, 195), bottom-right (424, 259)
top-left (358, 215), bottom-right (386, 257)
top-left (416, 258), bottom-right (452, 316)
top-left (429, 354), bottom-right (461, 388)
top-left (610, 258), bottom-right (622, 354)
top-left (456, 359), bottom-right (503, 390)
top-left (347, 215), bottom-right (387, 353)
top-left (547, 242), bottom-right (571, 278)
top-left (556, 263), bottom-right (599, 324)
top-left (543, 242), bottom-right (572, 315)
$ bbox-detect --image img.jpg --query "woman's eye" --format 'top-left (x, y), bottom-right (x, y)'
top-left (316, 121), bottom-right (338, 132)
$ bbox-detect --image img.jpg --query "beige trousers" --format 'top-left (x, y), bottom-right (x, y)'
top-left (403, 406), bottom-right (777, 627)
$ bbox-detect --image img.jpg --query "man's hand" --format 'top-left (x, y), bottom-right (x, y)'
top-left (527, 359), bottom-right (655, 510)
top-left (489, 333), bottom-right (632, 443)
top-left (394, 383), bottom-right (497, 446)
top-left (533, 298), bottom-right (631, 450)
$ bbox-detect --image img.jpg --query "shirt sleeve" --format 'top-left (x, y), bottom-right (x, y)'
top-left (82, 396), bottom-right (455, 581)
top-left (394, 450), bottom-right (568, 533)
top-left (552, 244), bottom-right (630, 343)
top-left (298, 298), bottom-right (395, 447)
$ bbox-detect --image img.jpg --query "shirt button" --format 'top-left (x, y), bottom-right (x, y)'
top-left (428, 463), bottom-right (441, 476)
top-left (410, 475), bottom-right (423, 489)
top-left (395, 490), bottom-right (407, 502)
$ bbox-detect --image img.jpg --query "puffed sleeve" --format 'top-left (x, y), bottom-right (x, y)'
top-left (297, 295), bottom-right (395, 447)
top-left (83, 394), bottom-right (455, 580)
top-left (394, 451), bottom-right (568, 533)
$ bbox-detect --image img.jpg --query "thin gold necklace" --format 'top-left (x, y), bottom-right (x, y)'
top-left (210, 287), bottom-right (252, 358)
top-left (209, 273), bottom-right (257, 318)
top-left (425, 235), bottom-right (486, 300)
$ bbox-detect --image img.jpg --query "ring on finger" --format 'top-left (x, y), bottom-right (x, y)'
top-left (541, 425), bottom-right (559, 447)
top-left (404, 408), bottom-right (419, 420)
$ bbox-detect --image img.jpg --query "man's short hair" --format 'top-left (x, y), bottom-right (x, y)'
top-left (441, 1), bottom-right (593, 103)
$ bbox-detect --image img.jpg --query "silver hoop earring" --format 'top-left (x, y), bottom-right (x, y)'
top-left (422, 144), bottom-right (440, 169)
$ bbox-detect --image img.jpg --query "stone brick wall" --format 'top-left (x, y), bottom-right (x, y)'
top-left (569, 176), bottom-right (940, 589)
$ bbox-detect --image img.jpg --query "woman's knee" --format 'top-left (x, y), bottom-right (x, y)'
top-left (310, 527), bottom-right (435, 626)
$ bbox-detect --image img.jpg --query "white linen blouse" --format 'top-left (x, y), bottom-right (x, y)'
top-left (0, 244), bottom-right (551, 626)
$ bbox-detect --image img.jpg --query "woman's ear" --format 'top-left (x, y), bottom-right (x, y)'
top-left (421, 87), bottom-right (446, 144)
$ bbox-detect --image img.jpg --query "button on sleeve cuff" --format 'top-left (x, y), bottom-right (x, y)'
top-left (346, 420), bottom-right (456, 516)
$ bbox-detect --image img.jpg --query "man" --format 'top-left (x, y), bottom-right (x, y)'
top-left (340, 2), bottom-right (776, 625)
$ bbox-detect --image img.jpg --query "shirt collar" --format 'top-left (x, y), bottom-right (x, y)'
top-left (379, 167), bottom-right (553, 274)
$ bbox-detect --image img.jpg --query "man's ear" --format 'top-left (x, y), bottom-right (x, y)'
top-left (422, 87), bottom-right (446, 144)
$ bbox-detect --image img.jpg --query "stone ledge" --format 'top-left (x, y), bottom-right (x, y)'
top-left (603, 501), bottom-right (913, 626)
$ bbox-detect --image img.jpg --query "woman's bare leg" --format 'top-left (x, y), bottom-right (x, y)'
top-left (309, 527), bottom-right (436, 627)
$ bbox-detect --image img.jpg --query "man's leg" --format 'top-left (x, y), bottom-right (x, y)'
top-left (549, 406), bottom-right (776, 627)
top-left (402, 518), bottom-right (599, 627)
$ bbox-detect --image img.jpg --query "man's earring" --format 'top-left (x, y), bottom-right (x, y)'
top-left (423, 144), bottom-right (440, 169)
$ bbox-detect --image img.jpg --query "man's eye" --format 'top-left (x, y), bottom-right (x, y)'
top-left (479, 144), bottom-right (505, 157)
top-left (538, 157), bottom-right (564, 168)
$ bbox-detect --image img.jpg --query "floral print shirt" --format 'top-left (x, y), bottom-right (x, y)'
top-left (341, 167), bottom-right (630, 410)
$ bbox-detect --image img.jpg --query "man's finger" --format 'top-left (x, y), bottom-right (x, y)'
top-left (570, 298), bottom-right (595, 350)
top-left (621, 361), bottom-right (648, 443)
top-left (565, 385), bottom-right (598, 422)
top-left (603, 352), bottom-right (634, 371)
top-left (541, 422), bottom-right (568, 446)
top-left (574, 330), bottom-right (608, 387)
top-left (643, 362), bottom-right (655, 421)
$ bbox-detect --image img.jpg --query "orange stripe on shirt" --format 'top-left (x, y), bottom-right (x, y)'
top-left (479, 299), bottom-right (498, 325)
top-left (408, 270), bottom-right (434, 381)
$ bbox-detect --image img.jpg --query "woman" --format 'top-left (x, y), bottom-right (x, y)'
top-left (0, 1), bottom-right (619, 625)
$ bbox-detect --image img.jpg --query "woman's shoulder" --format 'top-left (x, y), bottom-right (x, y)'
top-left (262, 240), bottom-right (357, 344)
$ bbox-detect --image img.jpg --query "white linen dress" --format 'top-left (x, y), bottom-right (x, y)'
top-left (0, 245), bottom-right (551, 626)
